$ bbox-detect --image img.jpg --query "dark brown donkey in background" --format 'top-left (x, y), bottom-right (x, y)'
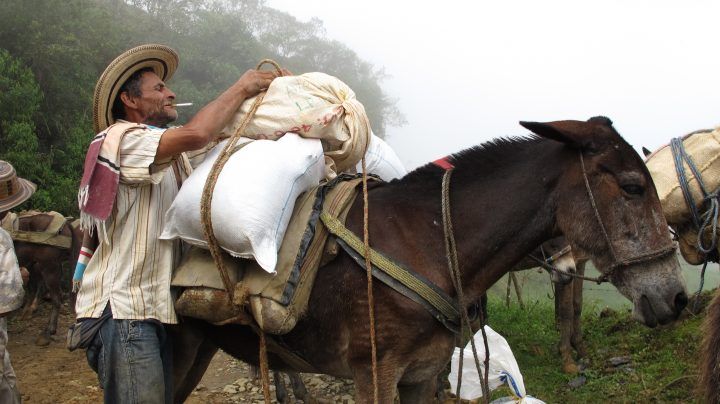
top-left (13, 213), bottom-right (82, 346)
top-left (171, 116), bottom-right (688, 403)
top-left (512, 237), bottom-right (589, 374)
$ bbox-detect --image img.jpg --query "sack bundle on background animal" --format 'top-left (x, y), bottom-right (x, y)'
top-left (645, 128), bottom-right (720, 225)
top-left (221, 72), bottom-right (371, 178)
top-left (161, 133), bottom-right (325, 273)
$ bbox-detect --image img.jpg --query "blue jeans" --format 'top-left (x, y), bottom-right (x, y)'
top-left (86, 312), bottom-right (173, 403)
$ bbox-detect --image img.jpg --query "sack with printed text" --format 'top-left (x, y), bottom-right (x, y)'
top-left (221, 72), bottom-right (371, 178)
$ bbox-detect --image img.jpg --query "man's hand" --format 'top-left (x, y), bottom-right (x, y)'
top-left (235, 68), bottom-right (282, 99)
top-left (20, 266), bottom-right (29, 286)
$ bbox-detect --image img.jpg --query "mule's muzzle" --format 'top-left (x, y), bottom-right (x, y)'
top-left (637, 289), bottom-right (688, 328)
top-left (674, 290), bottom-right (689, 315)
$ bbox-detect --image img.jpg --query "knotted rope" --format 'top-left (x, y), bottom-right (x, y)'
top-left (360, 157), bottom-right (380, 403)
top-left (199, 59), bottom-right (283, 404)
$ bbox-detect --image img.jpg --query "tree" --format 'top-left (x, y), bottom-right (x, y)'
top-left (0, 49), bottom-right (53, 210)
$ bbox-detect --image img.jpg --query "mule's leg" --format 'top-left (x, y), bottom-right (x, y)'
top-left (288, 371), bottom-right (311, 403)
top-left (168, 319), bottom-right (219, 403)
top-left (43, 263), bottom-right (62, 336)
top-left (352, 366), bottom-right (397, 404)
top-left (273, 371), bottom-right (289, 403)
top-left (570, 262), bottom-right (587, 358)
top-left (397, 378), bottom-right (437, 404)
top-left (21, 266), bottom-right (41, 320)
top-left (555, 280), bottom-right (579, 374)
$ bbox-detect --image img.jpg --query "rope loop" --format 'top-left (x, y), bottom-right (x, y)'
top-left (199, 58), bottom-right (286, 404)
top-left (256, 59), bottom-right (284, 76)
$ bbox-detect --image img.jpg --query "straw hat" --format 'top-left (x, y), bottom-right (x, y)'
top-left (92, 44), bottom-right (179, 133)
top-left (0, 161), bottom-right (36, 212)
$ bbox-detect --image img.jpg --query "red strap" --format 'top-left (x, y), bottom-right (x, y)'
top-left (432, 156), bottom-right (454, 170)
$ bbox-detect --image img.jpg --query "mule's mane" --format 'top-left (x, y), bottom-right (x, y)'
top-left (400, 135), bottom-right (544, 184)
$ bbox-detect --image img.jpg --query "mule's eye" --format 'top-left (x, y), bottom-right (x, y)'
top-left (621, 184), bottom-right (644, 196)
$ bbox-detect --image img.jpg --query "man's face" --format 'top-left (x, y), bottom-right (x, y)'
top-left (132, 71), bottom-right (178, 127)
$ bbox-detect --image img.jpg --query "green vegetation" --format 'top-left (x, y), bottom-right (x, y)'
top-left (482, 295), bottom-right (703, 403)
top-left (0, 0), bottom-right (404, 215)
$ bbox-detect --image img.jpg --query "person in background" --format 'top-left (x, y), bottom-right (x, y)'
top-left (73, 43), bottom-right (283, 403)
top-left (0, 160), bottom-right (36, 404)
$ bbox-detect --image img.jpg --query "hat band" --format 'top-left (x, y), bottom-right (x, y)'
top-left (0, 178), bottom-right (19, 201)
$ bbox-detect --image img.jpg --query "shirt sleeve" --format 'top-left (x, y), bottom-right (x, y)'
top-left (0, 230), bottom-right (24, 314)
top-left (119, 127), bottom-right (173, 185)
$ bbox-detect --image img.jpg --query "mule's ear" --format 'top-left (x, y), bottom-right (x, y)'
top-left (642, 147), bottom-right (652, 157)
top-left (519, 120), bottom-right (584, 149)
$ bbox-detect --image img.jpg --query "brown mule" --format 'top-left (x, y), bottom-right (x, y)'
top-left (13, 213), bottom-right (82, 346)
top-left (172, 116), bottom-right (687, 403)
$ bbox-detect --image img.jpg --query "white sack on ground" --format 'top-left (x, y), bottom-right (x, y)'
top-left (645, 128), bottom-right (720, 225)
top-left (221, 72), bottom-right (371, 178)
top-left (355, 133), bottom-right (407, 181)
top-left (449, 325), bottom-right (544, 403)
top-left (160, 134), bottom-right (325, 273)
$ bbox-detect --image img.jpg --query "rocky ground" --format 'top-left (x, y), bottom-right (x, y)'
top-left (6, 302), bottom-right (357, 403)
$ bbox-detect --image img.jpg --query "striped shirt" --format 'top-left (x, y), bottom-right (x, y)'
top-left (74, 126), bottom-right (196, 324)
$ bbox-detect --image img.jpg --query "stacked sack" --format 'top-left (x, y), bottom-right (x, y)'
top-left (221, 72), bottom-right (371, 179)
top-left (163, 71), bottom-right (408, 274)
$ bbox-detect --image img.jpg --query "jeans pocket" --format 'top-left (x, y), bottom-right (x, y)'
top-left (86, 333), bottom-right (105, 387)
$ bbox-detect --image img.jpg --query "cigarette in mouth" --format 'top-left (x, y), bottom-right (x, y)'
top-left (173, 103), bottom-right (193, 107)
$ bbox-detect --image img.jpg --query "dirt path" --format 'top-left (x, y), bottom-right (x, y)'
top-left (7, 303), bottom-right (356, 403)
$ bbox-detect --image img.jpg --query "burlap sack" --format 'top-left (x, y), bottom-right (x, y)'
top-left (221, 72), bottom-right (371, 177)
top-left (645, 128), bottom-right (720, 225)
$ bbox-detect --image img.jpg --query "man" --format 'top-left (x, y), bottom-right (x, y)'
top-left (74, 44), bottom-right (281, 403)
top-left (0, 160), bottom-right (35, 404)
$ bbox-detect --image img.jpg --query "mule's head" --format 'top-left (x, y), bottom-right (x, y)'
top-left (521, 116), bottom-right (688, 327)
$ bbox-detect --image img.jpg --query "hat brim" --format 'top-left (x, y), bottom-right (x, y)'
top-left (0, 177), bottom-right (36, 212)
top-left (93, 44), bottom-right (179, 133)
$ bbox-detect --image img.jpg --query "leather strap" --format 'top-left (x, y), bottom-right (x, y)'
top-left (320, 211), bottom-right (461, 333)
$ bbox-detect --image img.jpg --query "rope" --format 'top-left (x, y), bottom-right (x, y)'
top-left (671, 138), bottom-right (705, 229)
top-left (259, 331), bottom-right (272, 403)
top-left (360, 156), bottom-right (380, 404)
top-left (441, 169), bottom-right (490, 403)
top-left (198, 58), bottom-right (285, 404)
top-left (579, 152), bottom-right (619, 268)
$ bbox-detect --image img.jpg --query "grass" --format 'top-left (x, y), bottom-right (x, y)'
top-left (477, 294), bottom-right (706, 403)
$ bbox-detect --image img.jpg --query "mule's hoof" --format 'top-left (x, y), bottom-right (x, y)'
top-left (35, 334), bottom-right (51, 347)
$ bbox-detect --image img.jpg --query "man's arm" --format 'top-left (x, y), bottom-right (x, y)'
top-left (0, 234), bottom-right (24, 317)
top-left (155, 69), bottom-right (282, 162)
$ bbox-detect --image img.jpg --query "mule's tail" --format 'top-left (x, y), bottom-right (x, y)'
top-left (700, 288), bottom-right (720, 403)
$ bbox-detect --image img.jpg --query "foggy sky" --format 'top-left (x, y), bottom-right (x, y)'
top-left (266, 0), bottom-right (720, 170)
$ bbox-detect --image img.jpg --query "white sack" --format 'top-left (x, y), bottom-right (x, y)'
top-left (161, 134), bottom-right (325, 273)
top-left (355, 133), bottom-right (407, 181)
top-left (449, 326), bottom-right (543, 403)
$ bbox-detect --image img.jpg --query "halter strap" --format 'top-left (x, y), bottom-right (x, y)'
top-left (579, 152), bottom-right (675, 281)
